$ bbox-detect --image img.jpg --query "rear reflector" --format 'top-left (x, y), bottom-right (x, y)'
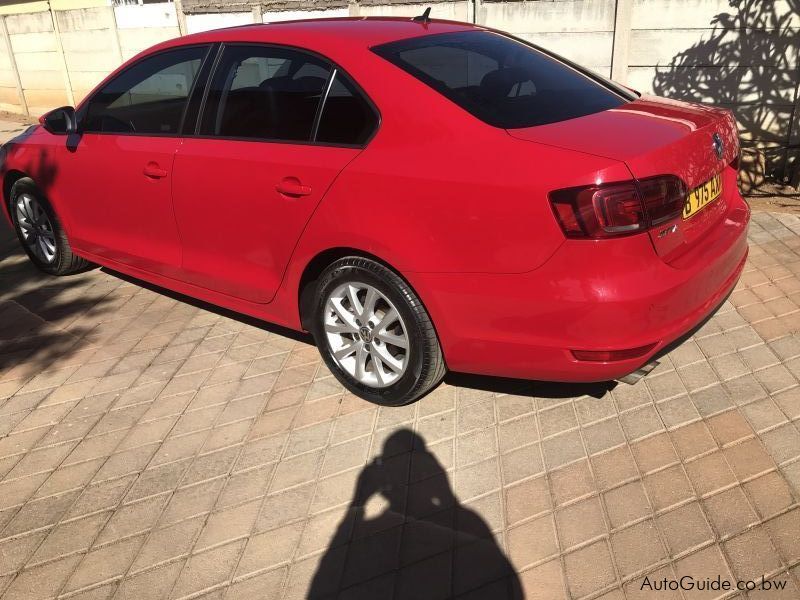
top-left (550, 176), bottom-right (687, 239)
top-left (571, 343), bottom-right (657, 362)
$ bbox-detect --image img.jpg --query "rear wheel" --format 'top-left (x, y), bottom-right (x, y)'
top-left (9, 177), bottom-right (90, 275)
top-left (311, 257), bottom-right (446, 406)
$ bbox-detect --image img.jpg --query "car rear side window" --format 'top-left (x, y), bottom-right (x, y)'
top-left (315, 71), bottom-right (377, 145)
top-left (83, 46), bottom-right (209, 135)
top-left (199, 45), bottom-right (331, 142)
top-left (372, 31), bottom-right (626, 129)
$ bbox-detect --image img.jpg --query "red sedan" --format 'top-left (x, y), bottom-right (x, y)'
top-left (1, 17), bottom-right (749, 405)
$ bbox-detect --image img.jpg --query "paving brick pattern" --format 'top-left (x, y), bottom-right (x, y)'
top-left (0, 209), bottom-right (799, 600)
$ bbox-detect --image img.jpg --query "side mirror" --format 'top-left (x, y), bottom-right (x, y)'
top-left (39, 106), bottom-right (77, 135)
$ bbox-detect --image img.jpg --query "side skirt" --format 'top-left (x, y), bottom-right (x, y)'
top-left (73, 247), bottom-right (301, 334)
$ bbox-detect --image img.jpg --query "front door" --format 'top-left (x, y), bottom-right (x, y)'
top-left (60, 45), bottom-right (211, 276)
top-left (171, 44), bottom-right (375, 303)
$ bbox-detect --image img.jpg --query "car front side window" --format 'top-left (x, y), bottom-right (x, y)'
top-left (83, 45), bottom-right (210, 135)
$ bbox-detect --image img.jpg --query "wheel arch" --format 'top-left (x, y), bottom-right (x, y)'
top-left (298, 247), bottom-right (396, 331)
top-left (3, 169), bottom-right (28, 213)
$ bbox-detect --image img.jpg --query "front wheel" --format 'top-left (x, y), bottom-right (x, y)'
top-left (9, 177), bottom-right (91, 275)
top-left (311, 257), bottom-right (446, 406)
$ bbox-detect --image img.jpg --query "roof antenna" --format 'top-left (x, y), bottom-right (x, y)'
top-left (412, 7), bottom-right (431, 22)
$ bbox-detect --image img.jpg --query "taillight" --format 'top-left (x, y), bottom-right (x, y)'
top-left (639, 176), bottom-right (686, 226)
top-left (549, 175), bottom-right (687, 239)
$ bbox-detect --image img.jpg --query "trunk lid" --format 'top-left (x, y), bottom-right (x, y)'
top-left (508, 96), bottom-right (740, 263)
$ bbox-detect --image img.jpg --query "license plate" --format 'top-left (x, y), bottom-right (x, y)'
top-left (683, 173), bottom-right (722, 219)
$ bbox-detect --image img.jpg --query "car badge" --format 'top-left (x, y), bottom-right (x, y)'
top-left (712, 133), bottom-right (724, 160)
top-left (658, 224), bottom-right (678, 238)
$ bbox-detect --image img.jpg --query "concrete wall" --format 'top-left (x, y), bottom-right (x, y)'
top-left (624, 0), bottom-right (800, 187)
top-left (0, 4), bottom-right (182, 113)
top-left (5, 10), bottom-right (68, 115)
top-left (263, 7), bottom-right (349, 22)
top-left (185, 10), bottom-right (251, 34)
top-left (56, 7), bottom-right (120, 103)
top-left (0, 0), bottom-right (105, 16)
top-left (481, 0), bottom-right (616, 77)
top-left (185, 5), bottom-right (348, 31)
top-left (0, 0), bottom-right (796, 187)
top-left (115, 3), bottom-right (180, 61)
top-left (0, 16), bottom-right (22, 111)
top-left (357, 1), bottom-right (469, 21)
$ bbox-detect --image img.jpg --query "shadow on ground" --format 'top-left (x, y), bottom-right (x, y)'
top-left (446, 372), bottom-right (615, 399)
top-left (104, 263), bottom-right (611, 400)
top-left (100, 266), bottom-right (313, 345)
top-left (0, 135), bottom-right (116, 376)
top-left (3, 220), bottom-right (615, 399)
top-left (308, 429), bottom-right (524, 599)
top-left (0, 221), bottom-right (115, 375)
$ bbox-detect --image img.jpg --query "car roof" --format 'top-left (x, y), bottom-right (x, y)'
top-left (153, 17), bottom-right (482, 53)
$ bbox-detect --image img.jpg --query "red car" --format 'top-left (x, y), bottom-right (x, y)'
top-left (1, 17), bottom-right (749, 405)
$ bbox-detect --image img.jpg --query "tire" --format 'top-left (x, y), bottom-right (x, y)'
top-left (311, 256), bottom-right (446, 406)
top-left (8, 177), bottom-right (91, 275)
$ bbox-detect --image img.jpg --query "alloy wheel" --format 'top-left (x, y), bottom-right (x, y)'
top-left (323, 281), bottom-right (410, 388)
top-left (15, 193), bottom-right (57, 264)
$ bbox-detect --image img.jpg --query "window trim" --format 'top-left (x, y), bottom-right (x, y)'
top-left (179, 42), bottom-right (222, 137)
top-left (76, 43), bottom-right (216, 138)
top-left (189, 41), bottom-right (380, 149)
top-left (311, 67), bottom-right (337, 142)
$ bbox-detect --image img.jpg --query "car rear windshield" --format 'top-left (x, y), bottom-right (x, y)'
top-left (372, 31), bottom-right (628, 129)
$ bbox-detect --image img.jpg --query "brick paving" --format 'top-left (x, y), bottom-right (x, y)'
top-left (0, 208), bottom-right (799, 600)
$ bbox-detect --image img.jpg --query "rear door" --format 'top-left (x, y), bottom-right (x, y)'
top-left (171, 44), bottom-right (376, 302)
top-left (61, 45), bottom-right (211, 276)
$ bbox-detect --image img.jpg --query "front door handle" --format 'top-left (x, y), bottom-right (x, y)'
top-left (276, 177), bottom-right (312, 197)
top-left (143, 162), bottom-right (168, 179)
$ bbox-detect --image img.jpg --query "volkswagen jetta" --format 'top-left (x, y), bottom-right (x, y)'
top-left (1, 16), bottom-right (750, 405)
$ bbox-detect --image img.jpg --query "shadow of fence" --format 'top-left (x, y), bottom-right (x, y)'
top-left (652, 0), bottom-right (800, 192)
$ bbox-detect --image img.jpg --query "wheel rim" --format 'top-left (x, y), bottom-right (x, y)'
top-left (324, 282), bottom-right (410, 388)
top-left (15, 193), bottom-right (57, 264)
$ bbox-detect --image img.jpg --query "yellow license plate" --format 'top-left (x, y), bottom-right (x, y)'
top-left (683, 173), bottom-right (722, 219)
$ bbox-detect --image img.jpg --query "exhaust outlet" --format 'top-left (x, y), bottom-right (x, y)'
top-left (618, 360), bottom-right (659, 385)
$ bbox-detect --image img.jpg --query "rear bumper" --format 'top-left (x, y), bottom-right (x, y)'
top-left (410, 192), bottom-right (750, 382)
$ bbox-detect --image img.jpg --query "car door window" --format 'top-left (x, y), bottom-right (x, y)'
top-left (83, 46), bottom-right (209, 135)
top-left (315, 71), bottom-right (377, 146)
top-left (199, 45), bottom-right (331, 142)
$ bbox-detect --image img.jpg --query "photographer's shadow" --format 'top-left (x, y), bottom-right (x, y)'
top-left (308, 429), bottom-right (523, 599)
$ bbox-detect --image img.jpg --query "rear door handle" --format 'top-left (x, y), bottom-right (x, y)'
top-left (143, 162), bottom-right (168, 179)
top-left (276, 177), bottom-right (312, 197)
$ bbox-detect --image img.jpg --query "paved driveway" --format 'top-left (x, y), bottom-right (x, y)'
top-left (1, 184), bottom-right (800, 599)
